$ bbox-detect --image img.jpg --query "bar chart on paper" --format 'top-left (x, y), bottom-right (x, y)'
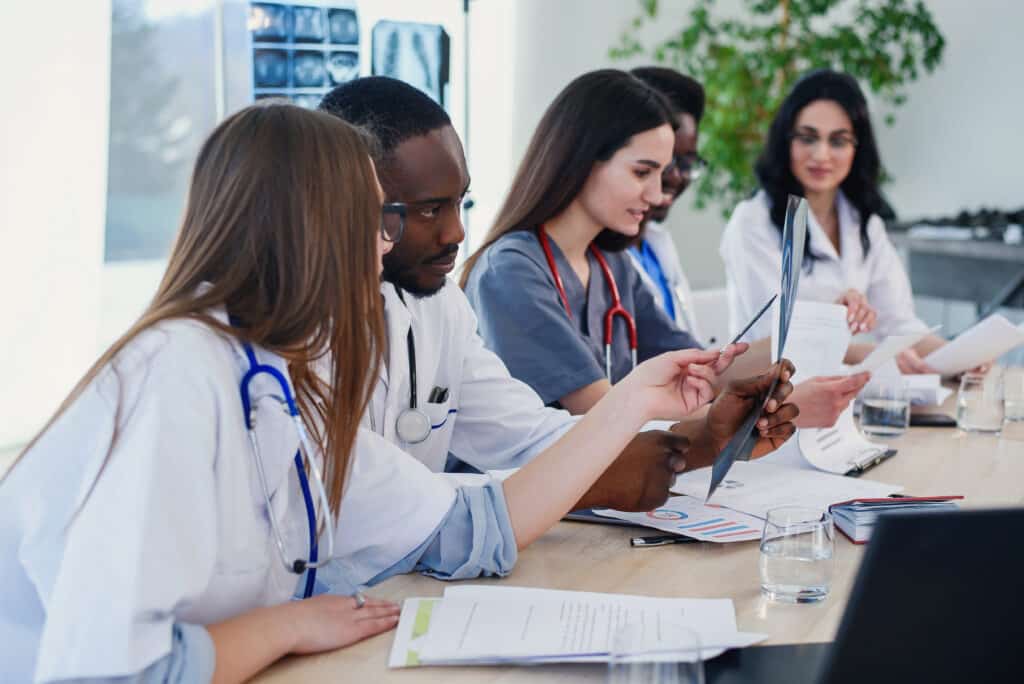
top-left (594, 495), bottom-right (764, 543)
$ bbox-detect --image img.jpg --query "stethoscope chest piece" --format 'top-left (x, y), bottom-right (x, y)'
top-left (396, 406), bottom-right (431, 444)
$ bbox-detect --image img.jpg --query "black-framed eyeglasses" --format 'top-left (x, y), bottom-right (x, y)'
top-left (381, 203), bottom-right (406, 243)
top-left (664, 154), bottom-right (707, 181)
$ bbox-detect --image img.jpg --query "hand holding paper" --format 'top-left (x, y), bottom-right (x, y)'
top-left (847, 326), bottom-right (940, 374)
top-left (924, 314), bottom-right (1024, 376)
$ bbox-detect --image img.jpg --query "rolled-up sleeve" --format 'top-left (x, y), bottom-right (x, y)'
top-left (61, 623), bottom-right (216, 684)
top-left (465, 245), bottom-right (604, 404)
top-left (363, 480), bottom-right (517, 584)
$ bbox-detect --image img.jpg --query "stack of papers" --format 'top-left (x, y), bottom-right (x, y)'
top-left (389, 586), bottom-right (765, 667)
top-left (829, 496), bottom-right (962, 543)
top-left (592, 495), bottom-right (764, 542)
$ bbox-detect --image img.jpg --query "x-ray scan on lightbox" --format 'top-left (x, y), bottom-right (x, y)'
top-left (371, 20), bottom-right (450, 107)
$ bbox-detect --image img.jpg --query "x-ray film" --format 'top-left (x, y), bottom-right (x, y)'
top-left (708, 195), bottom-right (808, 501)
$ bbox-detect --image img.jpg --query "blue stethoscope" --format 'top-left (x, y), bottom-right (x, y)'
top-left (237, 335), bottom-right (365, 605)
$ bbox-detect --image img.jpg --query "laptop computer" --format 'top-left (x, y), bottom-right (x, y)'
top-left (707, 508), bottom-right (1024, 683)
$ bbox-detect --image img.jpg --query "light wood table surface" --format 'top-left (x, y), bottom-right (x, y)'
top-left (258, 403), bottom-right (1024, 682)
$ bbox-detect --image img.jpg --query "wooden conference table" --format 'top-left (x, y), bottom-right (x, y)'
top-left (259, 400), bottom-right (1024, 683)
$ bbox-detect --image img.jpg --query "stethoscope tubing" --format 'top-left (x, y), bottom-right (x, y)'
top-left (236, 333), bottom-right (341, 600)
top-left (537, 225), bottom-right (638, 378)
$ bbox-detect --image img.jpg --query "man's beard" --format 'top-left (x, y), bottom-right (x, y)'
top-left (382, 260), bottom-right (447, 298)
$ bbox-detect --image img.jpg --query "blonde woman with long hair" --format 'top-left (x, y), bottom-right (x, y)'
top-left (0, 102), bottom-right (796, 682)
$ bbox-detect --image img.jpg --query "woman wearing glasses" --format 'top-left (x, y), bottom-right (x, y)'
top-left (0, 102), bottom-right (797, 682)
top-left (720, 69), bottom-right (947, 373)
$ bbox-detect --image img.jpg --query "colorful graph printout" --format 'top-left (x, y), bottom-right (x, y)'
top-left (593, 495), bottom-right (764, 543)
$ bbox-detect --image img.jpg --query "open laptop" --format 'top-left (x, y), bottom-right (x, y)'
top-left (707, 508), bottom-right (1024, 683)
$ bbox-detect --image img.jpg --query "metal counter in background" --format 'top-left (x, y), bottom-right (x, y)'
top-left (890, 229), bottom-right (1024, 316)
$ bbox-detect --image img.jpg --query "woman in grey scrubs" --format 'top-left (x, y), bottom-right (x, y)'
top-left (461, 70), bottom-right (745, 413)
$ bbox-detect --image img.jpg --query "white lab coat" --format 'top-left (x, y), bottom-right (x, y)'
top-left (0, 310), bottom-right (455, 682)
top-left (720, 191), bottom-right (927, 342)
top-left (368, 280), bottom-right (577, 473)
top-left (628, 223), bottom-right (706, 345)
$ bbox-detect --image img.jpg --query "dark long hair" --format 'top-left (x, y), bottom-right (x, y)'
top-left (9, 103), bottom-right (385, 514)
top-left (755, 69), bottom-right (886, 266)
top-left (460, 69), bottom-right (676, 285)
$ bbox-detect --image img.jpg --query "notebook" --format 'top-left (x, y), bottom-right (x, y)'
top-left (828, 496), bottom-right (962, 543)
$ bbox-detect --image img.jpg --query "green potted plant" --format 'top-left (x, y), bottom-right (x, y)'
top-left (611, 0), bottom-right (946, 214)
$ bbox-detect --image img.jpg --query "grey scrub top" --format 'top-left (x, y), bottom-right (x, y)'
top-left (464, 229), bottom-right (702, 406)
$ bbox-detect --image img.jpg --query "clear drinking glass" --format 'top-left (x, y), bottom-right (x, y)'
top-left (956, 371), bottom-right (1004, 433)
top-left (608, 623), bottom-right (704, 684)
top-left (1003, 367), bottom-right (1024, 422)
top-left (859, 379), bottom-right (910, 438)
top-left (759, 506), bottom-right (834, 604)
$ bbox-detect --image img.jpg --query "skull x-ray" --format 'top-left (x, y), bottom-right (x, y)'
top-left (371, 21), bottom-right (450, 106)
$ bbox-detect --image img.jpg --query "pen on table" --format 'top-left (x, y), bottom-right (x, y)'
top-left (630, 534), bottom-right (700, 547)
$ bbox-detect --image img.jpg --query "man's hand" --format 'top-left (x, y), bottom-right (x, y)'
top-left (674, 361), bottom-right (798, 467)
top-left (572, 430), bottom-right (689, 512)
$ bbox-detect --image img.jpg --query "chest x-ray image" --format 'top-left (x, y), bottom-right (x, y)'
top-left (371, 20), bottom-right (450, 106)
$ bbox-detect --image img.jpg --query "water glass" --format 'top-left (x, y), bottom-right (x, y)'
top-left (956, 371), bottom-right (1004, 433)
top-left (859, 380), bottom-right (910, 438)
top-left (1004, 368), bottom-right (1024, 422)
top-left (608, 623), bottom-right (704, 684)
top-left (759, 506), bottom-right (834, 604)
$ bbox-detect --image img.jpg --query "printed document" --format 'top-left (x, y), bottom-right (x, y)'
top-left (672, 461), bottom-right (901, 519)
top-left (593, 495), bottom-right (763, 542)
top-left (797, 406), bottom-right (888, 475)
top-left (772, 300), bottom-right (850, 382)
top-left (389, 586), bottom-right (765, 667)
top-left (925, 314), bottom-right (1024, 375)
top-left (847, 326), bottom-right (939, 374)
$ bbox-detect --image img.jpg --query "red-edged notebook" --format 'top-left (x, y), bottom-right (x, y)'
top-left (829, 496), bottom-right (964, 544)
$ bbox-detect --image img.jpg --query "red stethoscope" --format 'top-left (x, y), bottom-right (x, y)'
top-left (536, 225), bottom-right (638, 379)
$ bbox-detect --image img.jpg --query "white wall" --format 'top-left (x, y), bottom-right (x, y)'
top-left (875, 0), bottom-right (1024, 219)
top-left (0, 2), bottom-right (112, 447)
top-left (474, 0), bottom-right (1024, 288)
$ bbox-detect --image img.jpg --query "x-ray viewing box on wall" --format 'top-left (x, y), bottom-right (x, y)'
top-left (249, 2), bottom-right (360, 109)
top-left (371, 20), bottom-right (450, 107)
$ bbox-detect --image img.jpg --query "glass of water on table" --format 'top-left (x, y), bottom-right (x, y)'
top-left (759, 506), bottom-right (834, 603)
top-left (859, 379), bottom-right (910, 438)
top-left (957, 370), bottom-right (1004, 432)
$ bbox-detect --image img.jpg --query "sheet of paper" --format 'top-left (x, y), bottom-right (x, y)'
top-left (672, 461), bottom-right (902, 519)
top-left (772, 300), bottom-right (850, 381)
top-left (592, 495), bottom-right (763, 542)
top-left (924, 314), bottom-right (1024, 375)
top-left (797, 406), bottom-right (887, 474)
top-left (412, 586), bottom-right (764, 665)
top-left (389, 598), bottom-right (441, 667)
top-left (847, 326), bottom-right (940, 374)
top-left (900, 374), bottom-right (954, 406)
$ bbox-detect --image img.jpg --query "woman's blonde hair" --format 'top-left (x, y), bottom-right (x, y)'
top-left (9, 101), bottom-right (385, 512)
